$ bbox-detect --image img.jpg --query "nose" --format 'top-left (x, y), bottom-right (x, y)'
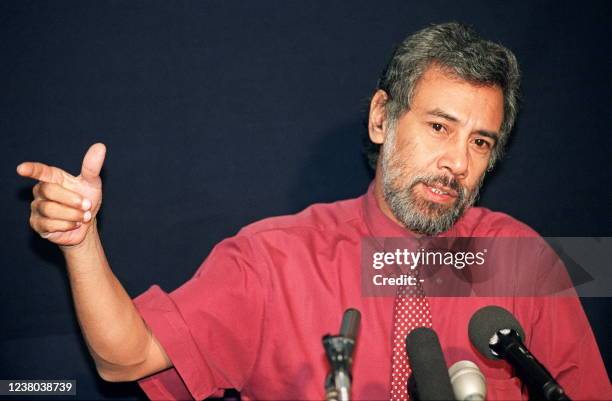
top-left (437, 136), bottom-right (469, 178)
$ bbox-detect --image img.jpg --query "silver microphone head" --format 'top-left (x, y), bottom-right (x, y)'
top-left (448, 360), bottom-right (486, 401)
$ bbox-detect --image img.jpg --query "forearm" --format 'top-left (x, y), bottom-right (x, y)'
top-left (61, 221), bottom-right (151, 376)
top-left (19, 145), bottom-right (170, 381)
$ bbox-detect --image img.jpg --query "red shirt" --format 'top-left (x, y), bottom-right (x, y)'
top-left (133, 182), bottom-right (610, 400)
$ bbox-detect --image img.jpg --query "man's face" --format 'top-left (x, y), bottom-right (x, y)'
top-left (376, 65), bottom-right (504, 235)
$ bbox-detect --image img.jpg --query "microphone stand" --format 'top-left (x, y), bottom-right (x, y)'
top-left (322, 334), bottom-right (355, 401)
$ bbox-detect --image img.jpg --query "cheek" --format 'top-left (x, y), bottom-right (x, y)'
top-left (394, 148), bottom-right (432, 174)
top-left (469, 154), bottom-right (490, 176)
top-left (465, 162), bottom-right (488, 189)
top-left (393, 135), bottom-right (438, 170)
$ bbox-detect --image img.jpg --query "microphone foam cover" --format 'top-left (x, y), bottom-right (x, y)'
top-left (339, 308), bottom-right (361, 340)
top-left (468, 306), bottom-right (526, 360)
top-left (406, 327), bottom-right (455, 401)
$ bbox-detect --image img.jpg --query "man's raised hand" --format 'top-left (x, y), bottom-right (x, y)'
top-left (17, 143), bottom-right (106, 247)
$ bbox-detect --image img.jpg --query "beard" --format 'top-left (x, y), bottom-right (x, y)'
top-left (381, 125), bottom-right (484, 236)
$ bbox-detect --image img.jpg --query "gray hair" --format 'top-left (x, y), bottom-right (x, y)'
top-left (364, 22), bottom-right (521, 170)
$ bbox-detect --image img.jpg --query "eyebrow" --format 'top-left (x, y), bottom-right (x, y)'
top-left (426, 108), bottom-right (500, 143)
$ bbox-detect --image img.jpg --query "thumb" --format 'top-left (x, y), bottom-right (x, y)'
top-left (80, 143), bottom-right (107, 181)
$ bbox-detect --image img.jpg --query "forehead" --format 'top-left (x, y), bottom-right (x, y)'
top-left (408, 65), bottom-right (504, 132)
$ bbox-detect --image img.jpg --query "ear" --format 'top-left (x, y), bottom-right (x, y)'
top-left (368, 90), bottom-right (389, 145)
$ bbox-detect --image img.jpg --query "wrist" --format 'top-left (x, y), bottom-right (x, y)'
top-left (60, 220), bottom-right (99, 254)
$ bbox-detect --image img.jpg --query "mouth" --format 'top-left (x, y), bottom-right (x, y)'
top-left (420, 182), bottom-right (459, 203)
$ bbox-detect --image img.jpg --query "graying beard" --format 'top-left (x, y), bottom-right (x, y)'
top-left (380, 128), bottom-right (481, 235)
top-left (384, 180), bottom-right (479, 235)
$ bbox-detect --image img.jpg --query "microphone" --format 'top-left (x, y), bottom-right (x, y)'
top-left (448, 360), bottom-right (486, 401)
top-left (323, 308), bottom-right (361, 401)
top-left (468, 306), bottom-right (571, 401)
top-left (340, 308), bottom-right (361, 340)
top-left (406, 327), bottom-right (455, 401)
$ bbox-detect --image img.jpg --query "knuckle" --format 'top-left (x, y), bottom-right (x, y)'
top-left (34, 164), bottom-right (43, 176)
top-left (39, 220), bottom-right (50, 232)
top-left (29, 216), bottom-right (43, 232)
top-left (38, 182), bottom-right (49, 197)
top-left (31, 200), bottom-right (43, 216)
top-left (39, 202), bottom-right (51, 216)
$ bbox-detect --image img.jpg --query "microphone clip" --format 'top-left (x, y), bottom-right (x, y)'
top-left (323, 334), bottom-right (355, 401)
top-left (488, 328), bottom-right (523, 358)
top-left (323, 335), bottom-right (356, 372)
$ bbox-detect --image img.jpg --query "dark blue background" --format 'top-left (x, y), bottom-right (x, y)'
top-left (1, 1), bottom-right (610, 400)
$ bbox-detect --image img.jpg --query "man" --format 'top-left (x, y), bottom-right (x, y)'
top-left (17, 23), bottom-right (609, 400)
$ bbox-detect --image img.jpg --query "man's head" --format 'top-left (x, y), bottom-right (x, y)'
top-left (367, 23), bottom-right (520, 235)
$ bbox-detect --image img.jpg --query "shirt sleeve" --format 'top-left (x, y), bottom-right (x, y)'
top-left (132, 235), bottom-right (268, 401)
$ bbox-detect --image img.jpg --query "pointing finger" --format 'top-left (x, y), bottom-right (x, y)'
top-left (80, 143), bottom-right (106, 181)
top-left (16, 162), bottom-right (71, 184)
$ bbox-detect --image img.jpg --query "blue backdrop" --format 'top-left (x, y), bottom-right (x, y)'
top-left (2, 1), bottom-right (610, 399)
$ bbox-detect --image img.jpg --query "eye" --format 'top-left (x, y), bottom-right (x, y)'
top-left (474, 138), bottom-right (492, 149)
top-left (431, 123), bottom-right (444, 132)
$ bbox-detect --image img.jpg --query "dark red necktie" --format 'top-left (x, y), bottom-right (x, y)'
top-left (389, 282), bottom-right (433, 401)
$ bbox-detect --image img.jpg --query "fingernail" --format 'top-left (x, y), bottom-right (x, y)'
top-left (82, 199), bottom-right (92, 210)
top-left (83, 211), bottom-right (92, 222)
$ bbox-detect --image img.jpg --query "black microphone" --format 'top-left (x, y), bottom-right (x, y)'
top-left (323, 308), bottom-right (361, 401)
top-left (406, 327), bottom-right (455, 401)
top-left (468, 306), bottom-right (571, 401)
top-left (340, 308), bottom-right (361, 340)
